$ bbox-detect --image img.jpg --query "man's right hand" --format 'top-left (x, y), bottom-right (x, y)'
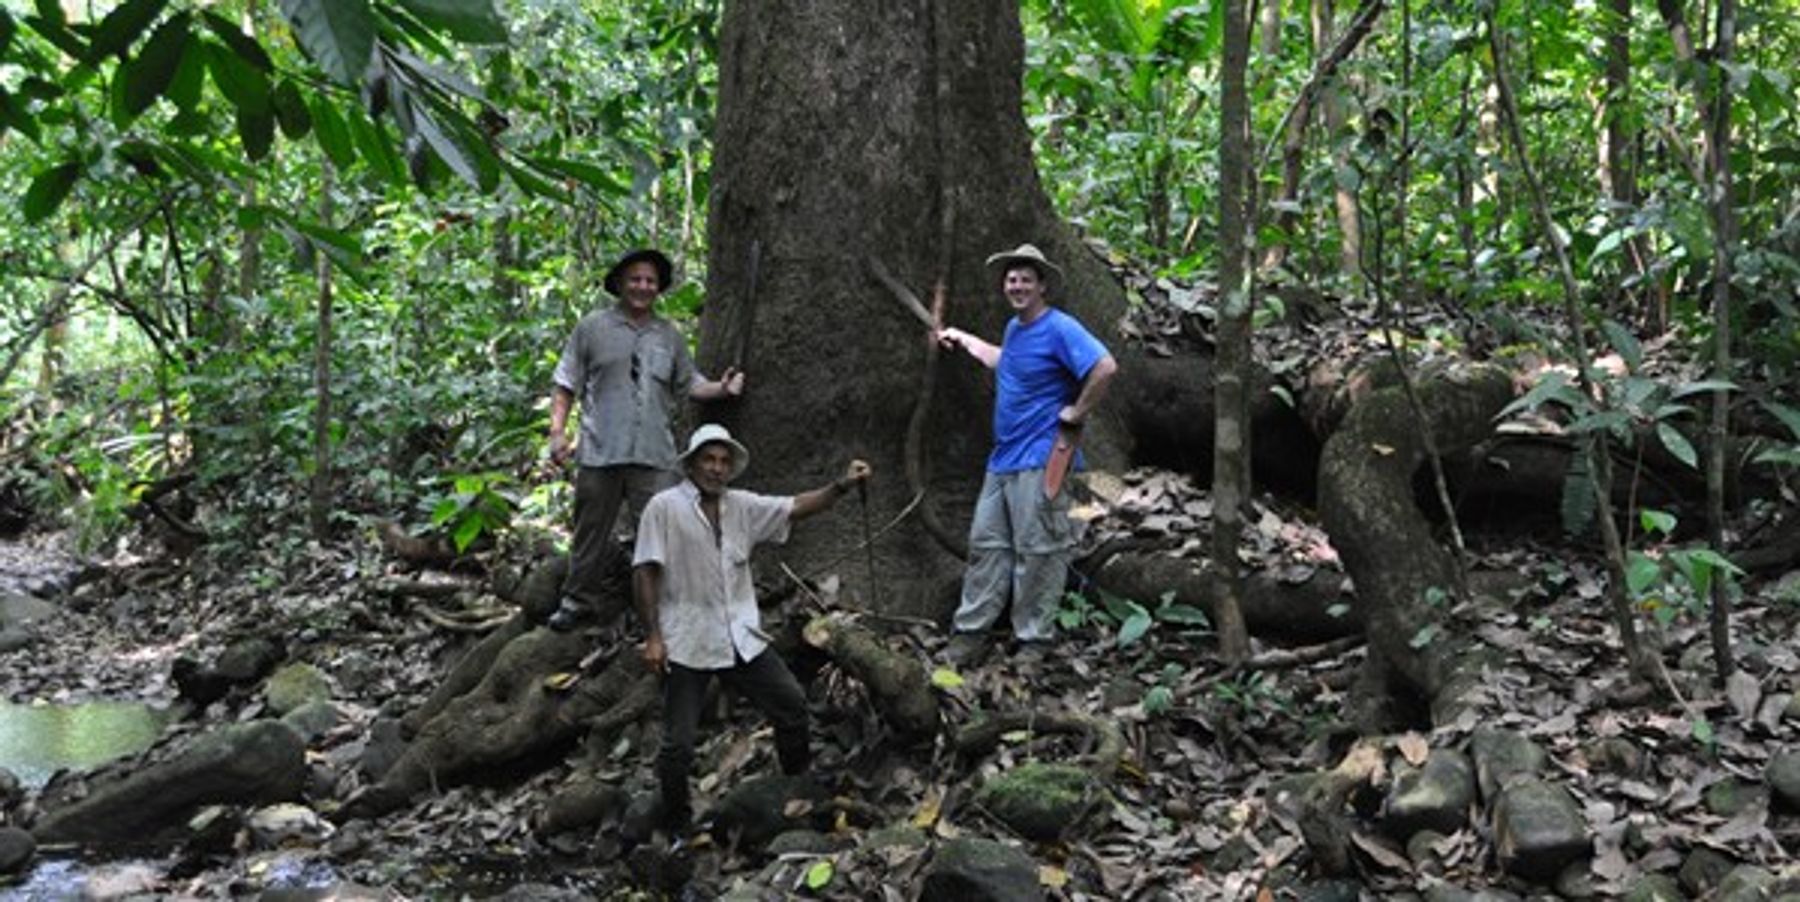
top-left (641, 633), bottom-right (668, 674)
top-left (549, 431), bottom-right (573, 466)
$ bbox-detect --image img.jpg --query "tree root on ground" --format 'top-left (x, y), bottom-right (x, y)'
top-left (955, 711), bottom-right (1125, 780)
top-left (802, 612), bottom-right (939, 741)
top-left (1317, 364), bottom-right (1515, 730)
top-left (1082, 543), bottom-right (1362, 644)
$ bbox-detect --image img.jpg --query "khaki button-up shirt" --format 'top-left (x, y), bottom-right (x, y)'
top-left (552, 306), bottom-right (702, 469)
top-left (633, 480), bottom-right (793, 670)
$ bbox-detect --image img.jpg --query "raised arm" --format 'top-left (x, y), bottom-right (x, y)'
top-left (934, 327), bottom-right (1001, 369)
top-left (791, 459), bottom-right (873, 521)
top-left (688, 367), bottom-right (747, 401)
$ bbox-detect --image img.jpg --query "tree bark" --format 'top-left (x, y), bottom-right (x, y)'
top-left (698, 0), bottom-right (1130, 618)
top-left (310, 163), bottom-right (336, 541)
top-left (1213, 0), bottom-right (1256, 664)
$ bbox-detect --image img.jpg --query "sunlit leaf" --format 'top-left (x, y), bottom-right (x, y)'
top-left (929, 668), bottom-right (964, 690)
top-left (1657, 423), bottom-right (1697, 469)
top-left (803, 860), bottom-right (833, 890)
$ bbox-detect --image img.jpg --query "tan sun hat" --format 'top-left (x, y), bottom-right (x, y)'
top-left (984, 243), bottom-right (1063, 284)
top-left (679, 423), bottom-right (749, 479)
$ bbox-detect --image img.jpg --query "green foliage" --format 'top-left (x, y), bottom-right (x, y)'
top-left (428, 470), bottom-right (516, 552)
top-left (1056, 588), bottom-right (1208, 647)
top-left (1624, 509), bottom-right (1745, 628)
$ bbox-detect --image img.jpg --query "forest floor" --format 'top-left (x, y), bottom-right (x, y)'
top-left (4, 286), bottom-right (1800, 899)
top-left (2, 465), bottom-right (1799, 899)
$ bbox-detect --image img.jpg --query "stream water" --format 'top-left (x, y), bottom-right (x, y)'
top-left (0, 701), bottom-right (172, 790)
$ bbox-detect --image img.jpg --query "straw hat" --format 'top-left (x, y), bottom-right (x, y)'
top-left (679, 424), bottom-right (749, 479)
top-left (984, 243), bottom-right (1063, 285)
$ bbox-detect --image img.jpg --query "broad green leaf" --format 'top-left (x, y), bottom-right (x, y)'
top-left (499, 157), bottom-right (569, 202)
top-left (1625, 552), bottom-right (1661, 597)
top-left (452, 513), bottom-right (483, 552)
top-left (87, 0), bottom-right (167, 62)
top-left (201, 12), bottom-right (273, 72)
top-left (345, 107), bottom-right (405, 185)
top-left (397, 0), bottom-right (507, 44)
top-left (277, 0), bottom-right (375, 87)
top-left (410, 101), bottom-right (483, 190)
top-left (1498, 370), bottom-right (1573, 419)
top-left (392, 47), bottom-right (487, 103)
top-left (1568, 409), bottom-right (1630, 436)
top-left (1752, 447), bottom-right (1800, 466)
top-left (526, 154), bottom-right (630, 196)
top-left (121, 12), bottom-right (191, 119)
top-left (22, 161), bottom-right (81, 223)
top-left (1117, 610), bottom-right (1152, 647)
top-left (272, 79), bottom-right (312, 139)
top-left (1686, 548), bottom-right (1743, 578)
top-left (1408, 623), bottom-right (1438, 649)
top-left (1761, 400), bottom-right (1800, 442)
top-left (1638, 508), bottom-right (1677, 536)
top-left (0, 87), bottom-right (39, 143)
top-left (166, 34), bottom-right (205, 109)
top-left (1671, 379), bottom-right (1738, 399)
top-left (1157, 603), bottom-right (1209, 625)
top-left (1590, 226), bottom-right (1632, 262)
top-left (803, 860), bottom-right (833, 890)
top-left (309, 95), bottom-right (357, 170)
top-left (431, 496), bottom-right (459, 525)
top-left (929, 668), bottom-right (964, 690)
top-left (1656, 423), bottom-right (1698, 469)
top-left (1600, 320), bottom-right (1642, 372)
top-left (205, 39), bottom-right (271, 115)
top-left (1692, 717), bottom-right (1715, 747)
top-left (237, 106), bottom-right (275, 161)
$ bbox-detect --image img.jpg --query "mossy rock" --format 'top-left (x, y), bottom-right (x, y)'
top-left (265, 663), bottom-right (332, 716)
top-left (971, 762), bottom-right (1102, 841)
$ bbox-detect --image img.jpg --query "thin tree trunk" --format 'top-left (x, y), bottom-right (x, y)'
top-left (1702, 0), bottom-right (1738, 683)
top-left (1213, 0), bottom-right (1255, 665)
top-left (1487, 14), bottom-right (1652, 680)
top-left (1260, 0), bottom-right (1283, 57)
top-left (310, 163), bottom-right (336, 541)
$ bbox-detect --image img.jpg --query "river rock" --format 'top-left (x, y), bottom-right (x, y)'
top-left (1703, 777), bottom-right (1768, 817)
top-left (265, 663), bottom-right (332, 716)
top-left (0, 591), bottom-right (56, 629)
top-left (1422, 888), bottom-right (1521, 902)
top-left (281, 700), bottom-right (343, 744)
top-left (1469, 729), bottom-right (1546, 802)
top-left (0, 766), bottom-right (22, 809)
top-left (1678, 846), bottom-right (1735, 896)
top-left (30, 719), bottom-right (306, 844)
top-left (1383, 750), bottom-right (1476, 840)
top-left (972, 762), bottom-right (1102, 841)
top-left (1491, 779), bottom-right (1589, 881)
top-left (358, 717), bottom-right (407, 781)
top-left (1714, 865), bottom-right (1777, 902)
top-left (921, 837), bottom-right (1043, 902)
top-left (248, 803), bottom-right (335, 847)
top-left (1582, 736), bottom-right (1647, 776)
top-left (0, 826), bottom-right (35, 874)
top-left (1767, 750), bottom-right (1800, 811)
top-left (215, 637), bottom-right (283, 682)
top-left (0, 629), bottom-right (33, 653)
top-left (766, 828), bottom-right (843, 856)
top-left (537, 778), bottom-right (630, 836)
top-left (1622, 872), bottom-right (1683, 902)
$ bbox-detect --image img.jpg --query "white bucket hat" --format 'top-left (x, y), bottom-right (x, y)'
top-left (679, 424), bottom-right (749, 480)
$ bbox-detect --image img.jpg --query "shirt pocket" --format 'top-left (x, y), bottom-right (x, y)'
top-left (641, 344), bottom-right (676, 387)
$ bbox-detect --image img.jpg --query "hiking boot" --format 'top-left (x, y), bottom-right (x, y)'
top-left (546, 598), bottom-right (592, 632)
top-left (944, 633), bottom-right (990, 668)
top-left (1013, 641), bottom-right (1049, 667)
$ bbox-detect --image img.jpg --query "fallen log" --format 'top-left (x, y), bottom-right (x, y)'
top-left (1082, 546), bottom-right (1362, 644)
top-left (802, 612), bottom-right (939, 741)
top-left (955, 710), bottom-right (1125, 780)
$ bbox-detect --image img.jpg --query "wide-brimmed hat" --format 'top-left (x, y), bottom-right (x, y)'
top-left (679, 424), bottom-right (749, 480)
top-left (984, 243), bottom-right (1063, 284)
top-left (603, 248), bottom-right (675, 297)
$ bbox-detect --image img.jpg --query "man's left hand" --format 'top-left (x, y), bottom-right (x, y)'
top-left (720, 367), bottom-right (747, 396)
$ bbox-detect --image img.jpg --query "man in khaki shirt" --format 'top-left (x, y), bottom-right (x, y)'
top-left (633, 424), bottom-right (871, 833)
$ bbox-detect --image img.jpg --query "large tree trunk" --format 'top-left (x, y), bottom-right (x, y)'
top-left (698, 0), bottom-right (1129, 619)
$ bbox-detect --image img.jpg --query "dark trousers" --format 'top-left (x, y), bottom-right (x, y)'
top-left (656, 649), bottom-right (810, 830)
top-left (560, 465), bottom-right (672, 609)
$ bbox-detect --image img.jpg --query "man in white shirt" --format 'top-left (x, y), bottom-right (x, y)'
top-left (633, 423), bottom-right (871, 833)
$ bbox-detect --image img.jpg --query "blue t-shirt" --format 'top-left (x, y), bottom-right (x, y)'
top-left (988, 308), bottom-right (1109, 473)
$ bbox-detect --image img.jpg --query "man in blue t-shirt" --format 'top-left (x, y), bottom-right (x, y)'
top-left (934, 243), bottom-right (1118, 665)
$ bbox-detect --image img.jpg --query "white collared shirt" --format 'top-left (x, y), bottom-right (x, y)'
top-left (633, 480), bottom-right (794, 670)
